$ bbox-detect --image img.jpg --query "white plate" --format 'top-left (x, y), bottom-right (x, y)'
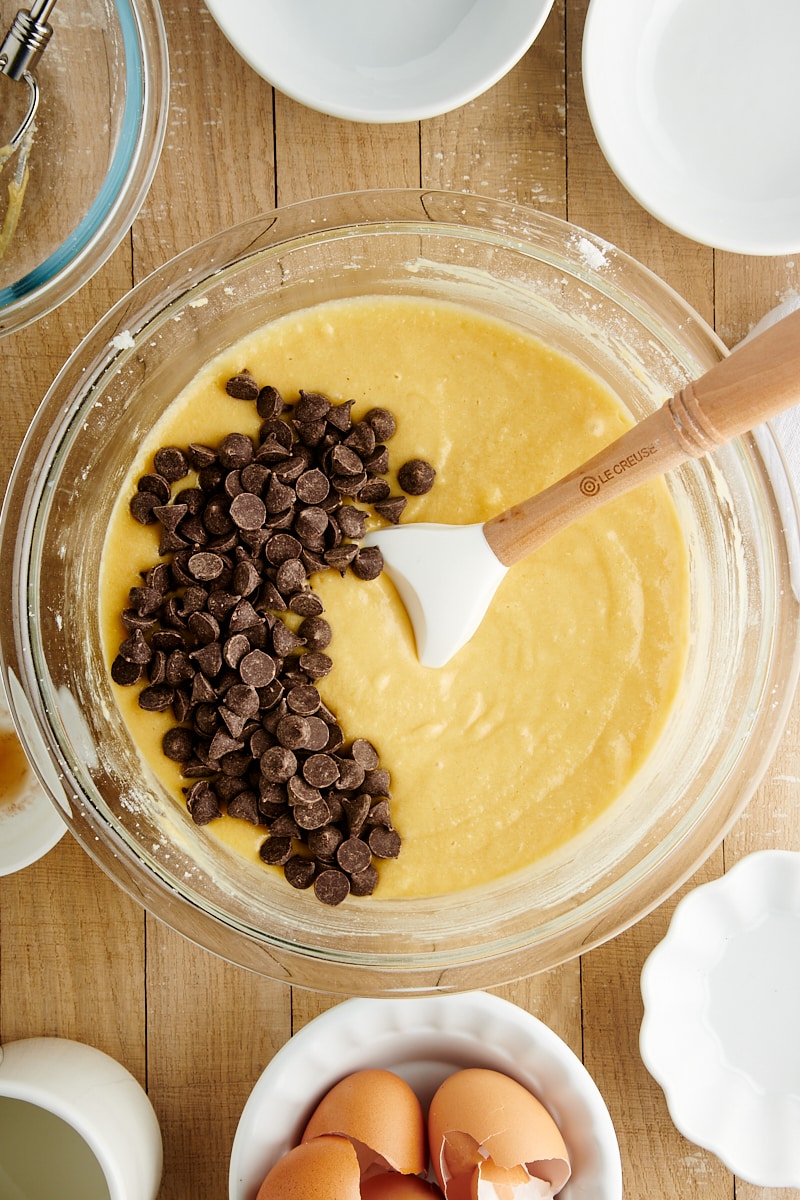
top-left (0, 681), bottom-right (65, 876)
top-left (203, 0), bottom-right (555, 123)
top-left (582, 0), bottom-right (800, 254)
top-left (640, 850), bottom-right (800, 1187)
top-left (229, 991), bottom-right (622, 1200)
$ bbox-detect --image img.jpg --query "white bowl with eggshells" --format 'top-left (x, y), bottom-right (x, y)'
top-left (229, 990), bottom-right (622, 1200)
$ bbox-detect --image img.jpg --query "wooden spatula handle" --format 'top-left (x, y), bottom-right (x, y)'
top-left (485, 307), bottom-right (800, 568)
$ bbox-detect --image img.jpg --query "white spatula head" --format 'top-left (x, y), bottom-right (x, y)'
top-left (361, 523), bottom-right (508, 668)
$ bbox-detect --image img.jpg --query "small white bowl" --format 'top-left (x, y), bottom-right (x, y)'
top-left (204, 0), bottom-right (555, 123)
top-left (0, 677), bottom-right (65, 876)
top-left (0, 1037), bottom-right (162, 1200)
top-left (582, 0), bottom-right (800, 254)
top-left (640, 850), bottom-right (800, 1187)
top-left (229, 991), bottom-right (621, 1200)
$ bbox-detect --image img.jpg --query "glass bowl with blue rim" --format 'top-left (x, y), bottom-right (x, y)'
top-left (0, 0), bottom-right (168, 336)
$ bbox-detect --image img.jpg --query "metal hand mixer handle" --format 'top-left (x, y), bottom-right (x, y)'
top-left (0, 1), bottom-right (58, 152)
top-left (1, 0), bottom-right (58, 80)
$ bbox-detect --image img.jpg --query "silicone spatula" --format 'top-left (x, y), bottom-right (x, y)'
top-left (361, 307), bottom-right (800, 667)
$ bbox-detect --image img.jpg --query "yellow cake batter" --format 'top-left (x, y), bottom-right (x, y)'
top-left (100, 295), bottom-right (689, 898)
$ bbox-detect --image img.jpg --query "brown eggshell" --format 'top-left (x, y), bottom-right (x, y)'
top-left (255, 1134), bottom-right (361, 1199)
top-left (301, 1068), bottom-right (427, 1177)
top-left (427, 1068), bottom-right (571, 1199)
top-left (361, 1174), bottom-right (445, 1198)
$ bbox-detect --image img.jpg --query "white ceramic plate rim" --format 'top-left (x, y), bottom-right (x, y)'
top-left (203, 0), bottom-right (555, 123)
top-left (640, 850), bottom-right (800, 1187)
top-left (229, 991), bottom-right (621, 1200)
top-left (582, 0), bottom-right (800, 254)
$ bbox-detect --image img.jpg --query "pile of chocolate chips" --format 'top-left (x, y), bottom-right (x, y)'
top-left (111, 372), bottom-right (435, 906)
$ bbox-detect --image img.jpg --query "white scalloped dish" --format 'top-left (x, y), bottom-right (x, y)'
top-left (640, 850), bottom-right (800, 1187)
top-left (229, 991), bottom-right (621, 1199)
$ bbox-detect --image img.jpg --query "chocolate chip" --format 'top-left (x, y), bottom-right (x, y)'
top-left (302, 753), bottom-right (340, 788)
top-left (364, 407), bottom-right (397, 441)
top-left (138, 473), bottom-right (172, 504)
top-left (118, 628), bottom-right (152, 664)
top-left (368, 826), bottom-right (401, 859)
top-left (287, 775), bottom-right (322, 806)
top-left (288, 591), bottom-right (324, 618)
top-left (303, 716), bottom-right (331, 752)
top-left (344, 422), bottom-right (376, 458)
top-left (129, 492), bottom-right (160, 525)
top-left (256, 385), bottom-right (283, 418)
top-left (272, 623), bottom-right (304, 656)
top-left (294, 506), bottom-right (329, 544)
top-left (327, 399), bottom-right (355, 431)
top-left (299, 652), bottom-right (332, 680)
top-left (335, 504), bottom-right (367, 539)
top-left (138, 684), bottom-right (174, 711)
top-left (270, 812), bottom-right (302, 838)
top-left (351, 739), bottom-right (380, 769)
top-left (349, 864), bottom-right (379, 896)
top-left (337, 836), bottom-right (372, 875)
top-left (398, 458), bottom-right (436, 495)
top-left (239, 649), bottom-right (277, 687)
top-left (314, 868), bottom-right (350, 906)
top-left (308, 824), bottom-right (344, 862)
top-left (374, 496), bottom-right (407, 524)
top-left (225, 370), bottom-right (260, 401)
top-left (359, 478), bottom-right (391, 504)
top-left (259, 835), bottom-right (293, 866)
top-left (229, 492), bottom-right (266, 530)
top-left (153, 446), bottom-right (190, 482)
top-left (330, 444), bottom-right (363, 476)
top-left (188, 551), bottom-right (225, 581)
top-left (295, 468), bottom-right (330, 505)
top-left (260, 745), bottom-right (297, 782)
top-left (286, 684), bottom-right (321, 716)
top-left (111, 656), bottom-right (143, 685)
top-left (334, 758), bottom-right (365, 792)
top-left (162, 726), bottom-right (195, 762)
top-left (185, 780), bottom-right (221, 824)
top-left (325, 544), bottom-right (359, 574)
top-left (276, 713), bottom-right (311, 750)
top-left (188, 611), bottom-right (220, 645)
top-left (367, 799), bottom-right (393, 829)
top-left (342, 794), bottom-right (371, 837)
top-left (297, 616), bottom-right (331, 652)
top-left (294, 799), bottom-right (332, 830)
top-left (276, 558), bottom-right (307, 594)
top-left (284, 855), bottom-right (316, 889)
top-left (295, 390), bottom-right (332, 423)
top-left (219, 432), bottom-right (254, 469)
top-left (228, 790), bottom-right (260, 823)
top-left (351, 546), bottom-right (383, 581)
top-left (365, 768), bottom-right (392, 796)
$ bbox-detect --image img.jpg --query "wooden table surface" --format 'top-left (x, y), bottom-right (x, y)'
top-left (2, 3), bottom-right (800, 1197)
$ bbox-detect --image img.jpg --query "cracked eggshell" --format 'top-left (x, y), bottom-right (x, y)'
top-left (301, 1068), bottom-right (428, 1178)
top-left (255, 1134), bottom-right (361, 1199)
top-left (428, 1069), bottom-right (571, 1199)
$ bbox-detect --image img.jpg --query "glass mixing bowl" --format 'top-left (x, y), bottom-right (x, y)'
top-left (1, 190), bottom-right (798, 993)
top-left (0, 0), bottom-right (168, 336)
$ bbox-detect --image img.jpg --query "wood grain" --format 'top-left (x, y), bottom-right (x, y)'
top-left (1, 1), bottom-right (799, 1198)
